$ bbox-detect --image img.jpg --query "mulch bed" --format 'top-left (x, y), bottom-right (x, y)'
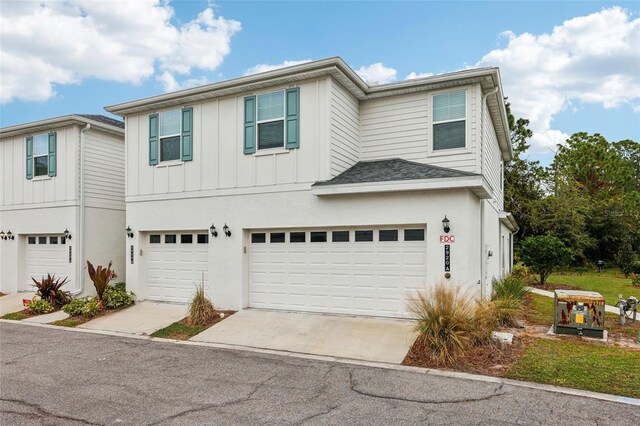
top-left (531, 282), bottom-right (579, 292)
top-left (52, 303), bottom-right (136, 327)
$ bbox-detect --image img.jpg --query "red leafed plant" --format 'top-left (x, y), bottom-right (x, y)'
top-left (31, 274), bottom-right (71, 308)
top-left (86, 261), bottom-right (117, 304)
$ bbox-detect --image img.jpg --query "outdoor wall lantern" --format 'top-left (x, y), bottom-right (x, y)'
top-left (126, 226), bottom-right (134, 238)
top-left (210, 223), bottom-right (218, 238)
top-left (0, 230), bottom-right (4, 240)
top-left (1, 230), bottom-right (14, 240)
top-left (223, 223), bottom-right (231, 237)
top-left (442, 216), bottom-right (451, 234)
top-left (64, 229), bottom-right (72, 240)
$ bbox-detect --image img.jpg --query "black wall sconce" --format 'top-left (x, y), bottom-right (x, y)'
top-left (442, 216), bottom-right (451, 234)
top-left (126, 226), bottom-right (134, 238)
top-left (223, 223), bottom-right (231, 237)
top-left (0, 230), bottom-right (4, 240)
top-left (1, 230), bottom-right (14, 240)
top-left (210, 223), bottom-right (218, 238)
top-left (64, 228), bottom-right (72, 240)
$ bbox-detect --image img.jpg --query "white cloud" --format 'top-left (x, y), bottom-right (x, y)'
top-left (0, 0), bottom-right (241, 102)
top-left (156, 72), bottom-right (209, 93)
top-left (405, 71), bottom-right (433, 80)
top-left (243, 60), bottom-right (313, 76)
top-left (356, 63), bottom-right (397, 84)
top-left (476, 6), bottom-right (640, 152)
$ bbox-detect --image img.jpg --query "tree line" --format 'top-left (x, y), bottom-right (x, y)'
top-left (504, 102), bottom-right (640, 273)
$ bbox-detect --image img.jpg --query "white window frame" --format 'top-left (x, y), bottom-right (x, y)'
top-left (430, 89), bottom-right (468, 154)
top-left (159, 109), bottom-right (181, 163)
top-left (256, 89), bottom-right (286, 151)
top-left (33, 133), bottom-right (49, 177)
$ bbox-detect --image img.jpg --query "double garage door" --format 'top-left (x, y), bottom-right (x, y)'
top-left (249, 226), bottom-right (428, 317)
top-left (25, 235), bottom-right (70, 290)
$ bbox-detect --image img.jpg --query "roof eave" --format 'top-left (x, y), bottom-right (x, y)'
top-left (0, 115), bottom-right (124, 139)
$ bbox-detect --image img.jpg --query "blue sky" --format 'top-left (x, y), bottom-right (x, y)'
top-left (1, 0), bottom-right (639, 166)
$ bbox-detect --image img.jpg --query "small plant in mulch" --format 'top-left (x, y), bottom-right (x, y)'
top-left (57, 281), bottom-right (135, 327)
top-left (86, 260), bottom-right (117, 307)
top-left (187, 275), bottom-right (216, 327)
top-left (151, 311), bottom-right (236, 340)
top-left (31, 274), bottom-right (72, 308)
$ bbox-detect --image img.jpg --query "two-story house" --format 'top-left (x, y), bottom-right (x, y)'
top-left (0, 115), bottom-right (126, 296)
top-left (105, 57), bottom-right (517, 318)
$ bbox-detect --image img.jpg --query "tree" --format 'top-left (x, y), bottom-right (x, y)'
top-left (519, 236), bottom-right (573, 285)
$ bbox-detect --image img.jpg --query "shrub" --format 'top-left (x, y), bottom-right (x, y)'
top-left (27, 299), bottom-right (54, 314)
top-left (86, 261), bottom-right (117, 304)
top-left (31, 274), bottom-right (71, 308)
top-left (493, 275), bottom-right (527, 301)
top-left (519, 236), bottom-right (573, 285)
top-left (63, 298), bottom-right (89, 316)
top-left (81, 298), bottom-right (101, 317)
top-left (103, 285), bottom-right (134, 309)
top-left (615, 242), bottom-right (638, 277)
top-left (408, 283), bottom-right (477, 366)
top-left (113, 282), bottom-right (126, 292)
top-left (188, 277), bottom-right (215, 327)
top-left (631, 273), bottom-right (640, 288)
top-left (511, 264), bottom-right (532, 283)
top-left (632, 261), bottom-right (640, 275)
top-left (492, 297), bottom-right (523, 327)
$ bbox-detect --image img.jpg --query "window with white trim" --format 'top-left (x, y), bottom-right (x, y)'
top-left (159, 109), bottom-right (181, 162)
top-left (433, 91), bottom-right (466, 151)
top-left (33, 133), bottom-right (49, 176)
top-left (257, 90), bottom-right (285, 150)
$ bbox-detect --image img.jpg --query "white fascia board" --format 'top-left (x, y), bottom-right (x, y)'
top-left (311, 176), bottom-right (491, 199)
top-left (0, 115), bottom-right (124, 139)
top-left (499, 212), bottom-right (519, 232)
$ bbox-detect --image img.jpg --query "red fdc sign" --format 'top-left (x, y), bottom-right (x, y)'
top-left (439, 235), bottom-right (455, 243)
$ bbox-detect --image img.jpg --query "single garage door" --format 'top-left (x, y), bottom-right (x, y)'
top-left (249, 226), bottom-right (428, 317)
top-left (145, 232), bottom-right (209, 303)
top-left (25, 235), bottom-right (70, 290)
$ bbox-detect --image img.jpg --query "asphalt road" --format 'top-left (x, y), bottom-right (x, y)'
top-left (0, 322), bottom-right (637, 425)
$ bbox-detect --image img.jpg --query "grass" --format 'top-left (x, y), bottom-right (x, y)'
top-left (1, 312), bottom-right (30, 320)
top-left (150, 321), bottom-right (207, 340)
top-left (50, 319), bottom-right (83, 327)
top-left (546, 269), bottom-right (637, 305)
top-left (506, 338), bottom-right (640, 398)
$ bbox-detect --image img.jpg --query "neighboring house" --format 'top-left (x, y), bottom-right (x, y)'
top-left (105, 57), bottom-right (517, 318)
top-left (0, 115), bottom-right (126, 296)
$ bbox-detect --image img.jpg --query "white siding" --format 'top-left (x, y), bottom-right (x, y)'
top-left (482, 102), bottom-right (504, 210)
top-left (84, 128), bottom-right (125, 210)
top-left (360, 84), bottom-right (480, 173)
top-left (329, 79), bottom-right (360, 176)
top-left (125, 77), bottom-right (332, 199)
top-left (1, 126), bottom-right (78, 208)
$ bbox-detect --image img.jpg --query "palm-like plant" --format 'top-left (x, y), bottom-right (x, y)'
top-left (31, 274), bottom-right (71, 308)
top-left (86, 261), bottom-right (117, 305)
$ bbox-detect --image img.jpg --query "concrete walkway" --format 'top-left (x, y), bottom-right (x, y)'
top-left (0, 292), bottom-right (35, 316)
top-left (527, 287), bottom-right (631, 316)
top-left (191, 309), bottom-right (417, 364)
top-left (78, 301), bottom-right (187, 335)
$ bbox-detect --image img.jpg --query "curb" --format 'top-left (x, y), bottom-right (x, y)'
top-left (1, 318), bottom-right (639, 407)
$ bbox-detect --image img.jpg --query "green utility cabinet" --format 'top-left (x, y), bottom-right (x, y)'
top-left (554, 290), bottom-right (605, 338)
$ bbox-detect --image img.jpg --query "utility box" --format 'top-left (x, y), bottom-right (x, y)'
top-left (554, 290), bottom-right (605, 338)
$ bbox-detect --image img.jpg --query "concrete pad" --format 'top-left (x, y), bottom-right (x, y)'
top-left (0, 292), bottom-right (35, 316)
top-left (78, 301), bottom-right (187, 335)
top-left (24, 310), bottom-right (70, 324)
top-left (190, 309), bottom-right (417, 364)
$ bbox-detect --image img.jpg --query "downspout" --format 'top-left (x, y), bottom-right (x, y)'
top-left (479, 86), bottom-right (499, 299)
top-left (72, 123), bottom-right (90, 295)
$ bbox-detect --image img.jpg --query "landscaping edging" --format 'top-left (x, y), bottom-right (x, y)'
top-left (1, 318), bottom-right (638, 407)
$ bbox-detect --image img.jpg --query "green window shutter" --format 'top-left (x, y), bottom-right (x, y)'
top-left (181, 107), bottom-right (193, 161)
top-left (149, 113), bottom-right (159, 165)
top-left (26, 136), bottom-right (33, 180)
top-left (244, 95), bottom-right (256, 154)
top-left (285, 87), bottom-right (300, 149)
top-left (48, 131), bottom-right (57, 177)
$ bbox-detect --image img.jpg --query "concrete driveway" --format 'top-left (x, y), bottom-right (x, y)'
top-left (0, 292), bottom-right (35, 316)
top-left (191, 309), bottom-right (417, 363)
top-left (78, 301), bottom-right (187, 335)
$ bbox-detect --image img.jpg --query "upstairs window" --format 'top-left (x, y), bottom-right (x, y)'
top-left (33, 134), bottom-right (49, 176)
top-left (159, 110), bottom-right (181, 162)
top-left (243, 88), bottom-right (299, 154)
top-left (257, 91), bottom-right (285, 150)
top-left (433, 91), bottom-right (466, 151)
top-left (148, 107), bottom-right (192, 165)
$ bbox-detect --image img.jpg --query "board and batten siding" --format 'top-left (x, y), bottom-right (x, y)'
top-left (0, 126), bottom-right (78, 208)
top-left (360, 84), bottom-right (480, 174)
top-left (329, 79), bottom-right (360, 176)
top-left (83, 128), bottom-right (125, 210)
top-left (482, 102), bottom-right (504, 210)
top-left (125, 77), bottom-right (332, 198)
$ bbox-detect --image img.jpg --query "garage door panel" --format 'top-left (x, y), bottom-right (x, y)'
top-left (25, 235), bottom-right (69, 290)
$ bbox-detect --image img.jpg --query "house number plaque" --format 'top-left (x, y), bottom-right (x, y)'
top-left (444, 244), bottom-right (451, 272)
top-left (130, 245), bottom-right (134, 264)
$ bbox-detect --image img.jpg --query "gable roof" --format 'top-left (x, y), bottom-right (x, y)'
top-left (312, 159), bottom-right (479, 187)
top-left (0, 114), bottom-right (124, 138)
top-left (104, 57), bottom-right (511, 160)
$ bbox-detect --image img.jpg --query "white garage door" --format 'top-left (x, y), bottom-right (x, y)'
top-left (145, 232), bottom-right (209, 303)
top-left (25, 235), bottom-right (70, 290)
top-left (249, 226), bottom-right (428, 317)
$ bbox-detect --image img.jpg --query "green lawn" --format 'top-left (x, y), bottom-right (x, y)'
top-left (150, 321), bottom-right (207, 340)
top-left (0, 312), bottom-right (29, 320)
top-left (546, 270), bottom-right (637, 305)
top-left (50, 319), bottom-right (83, 327)
top-left (506, 338), bottom-right (640, 398)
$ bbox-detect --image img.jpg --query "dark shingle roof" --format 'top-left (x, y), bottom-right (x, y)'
top-left (77, 114), bottom-right (124, 129)
top-left (312, 158), bottom-right (479, 187)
